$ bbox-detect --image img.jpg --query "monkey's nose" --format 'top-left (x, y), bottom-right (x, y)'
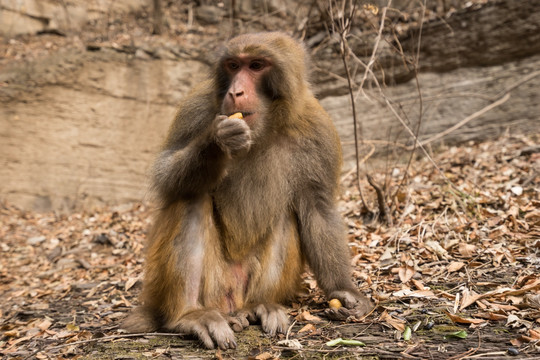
top-left (233, 90), bottom-right (244, 98)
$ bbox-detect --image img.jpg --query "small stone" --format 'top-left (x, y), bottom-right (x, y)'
top-left (27, 236), bottom-right (46, 245)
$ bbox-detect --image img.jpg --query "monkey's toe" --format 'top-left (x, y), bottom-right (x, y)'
top-left (253, 304), bottom-right (289, 336)
top-left (227, 314), bottom-right (250, 332)
top-left (176, 310), bottom-right (237, 350)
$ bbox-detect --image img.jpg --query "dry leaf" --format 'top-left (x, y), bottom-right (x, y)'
top-left (295, 311), bottom-right (322, 323)
top-left (37, 319), bottom-right (52, 331)
top-left (380, 310), bottom-right (406, 332)
top-left (529, 329), bottom-right (540, 340)
top-left (460, 288), bottom-right (482, 311)
top-left (398, 265), bottom-right (415, 283)
top-left (425, 240), bottom-right (448, 257)
top-left (125, 276), bottom-right (140, 291)
top-left (446, 311), bottom-right (485, 325)
top-left (277, 339), bottom-right (302, 349)
top-left (458, 243), bottom-right (477, 258)
top-left (448, 261), bottom-right (465, 273)
top-left (411, 279), bottom-right (425, 291)
top-left (298, 323), bottom-right (316, 333)
top-left (255, 352), bottom-right (275, 359)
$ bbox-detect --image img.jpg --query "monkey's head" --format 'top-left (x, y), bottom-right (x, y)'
top-left (216, 32), bottom-right (311, 133)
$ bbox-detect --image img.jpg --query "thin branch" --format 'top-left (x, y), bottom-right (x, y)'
top-left (358, 1), bottom-right (391, 92)
top-left (420, 70), bottom-right (540, 146)
top-left (420, 93), bottom-right (511, 147)
top-left (392, 0), bottom-right (426, 201)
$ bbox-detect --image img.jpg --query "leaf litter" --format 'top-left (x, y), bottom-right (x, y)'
top-left (0, 133), bottom-right (539, 359)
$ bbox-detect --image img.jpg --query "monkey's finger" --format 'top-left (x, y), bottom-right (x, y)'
top-left (353, 296), bottom-right (374, 317)
top-left (253, 304), bottom-right (288, 336)
top-left (324, 307), bottom-right (351, 321)
top-left (327, 290), bottom-right (358, 309)
top-left (253, 304), bottom-right (268, 322)
top-left (217, 117), bottom-right (249, 130)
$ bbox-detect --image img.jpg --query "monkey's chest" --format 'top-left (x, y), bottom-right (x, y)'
top-left (212, 164), bottom-right (292, 254)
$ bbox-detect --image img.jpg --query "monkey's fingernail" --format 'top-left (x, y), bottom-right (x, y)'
top-left (229, 112), bottom-right (243, 119)
top-left (329, 299), bottom-right (342, 309)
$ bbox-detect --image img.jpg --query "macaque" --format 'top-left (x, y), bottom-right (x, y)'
top-left (122, 32), bottom-right (372, 349)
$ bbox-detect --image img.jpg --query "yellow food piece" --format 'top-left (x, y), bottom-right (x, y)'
top-left (229, 112), bottom-right (243, 119)
top-left (329, 298), bottom-right (342, 309)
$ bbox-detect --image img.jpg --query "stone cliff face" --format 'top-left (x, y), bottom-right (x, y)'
top-left (1, 0), bottom-right (539, 211)
top-left (2, 45), bottom-right (538, 212)
top-left (1, 48), bottom-right (207, 211)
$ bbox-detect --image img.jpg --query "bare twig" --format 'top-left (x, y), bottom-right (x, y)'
top-left (358, 1), bottom-right (391, 92)
top-left (392, 0), bottom-right (426, 202)
top-left (329, 0), bottom-right (372, 213)
top-left (420, 93), bottom-right (511, 147)
top-left (366, 174), bottom-right (393, 226)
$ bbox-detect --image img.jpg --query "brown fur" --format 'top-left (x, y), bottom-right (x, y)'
top-left (122, 32), bottom-right (372, 349)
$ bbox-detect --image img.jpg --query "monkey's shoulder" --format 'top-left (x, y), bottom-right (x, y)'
top-left (163, 80), bottom-right (219, 147)
top-left (177, 80), bottom-right (219, 117)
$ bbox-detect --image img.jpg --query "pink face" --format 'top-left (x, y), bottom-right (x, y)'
top-left (221, 55), bottom-right (272, 128)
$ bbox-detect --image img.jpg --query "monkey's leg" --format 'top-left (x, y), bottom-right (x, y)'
top-left (159, 198), bottom-right (238, 349)
top-left (235, 214), bottom-right (303, 336)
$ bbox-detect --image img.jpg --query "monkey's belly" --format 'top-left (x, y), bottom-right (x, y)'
top-left (220, 262), bottom-right (248, 313)
top-left (206, 240), bottom-right (303, 314)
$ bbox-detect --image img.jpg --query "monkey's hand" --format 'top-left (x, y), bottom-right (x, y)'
top-left (173, 309), bottom-right (236, 350)
top-left (324, 290), bottom-right (373, 321)
top-left (214, 115), bottom-right (252, 157)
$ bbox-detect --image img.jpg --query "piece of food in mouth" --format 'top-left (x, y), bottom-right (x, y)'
top-left (229, 112), bottom-right (243, 119)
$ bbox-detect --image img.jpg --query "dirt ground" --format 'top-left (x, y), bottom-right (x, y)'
top-left (1, 134), bottom-right (539, 359)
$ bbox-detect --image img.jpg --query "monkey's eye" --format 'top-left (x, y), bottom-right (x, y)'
top-left (226, 61), bottom-right (240, 71)
top-left (249, 60), bottom-right (265, 71)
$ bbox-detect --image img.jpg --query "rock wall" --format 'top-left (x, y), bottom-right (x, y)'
top-left (1, 0), bottom-right (539, 211)
top-left (0, 0), bottom-right (147, 36)
top-left (1, 49), bottom-right (207, 211)
top-left (321, 54), bottom-right (540, 167)
top-left (2, 47), bottom-right (538, 212)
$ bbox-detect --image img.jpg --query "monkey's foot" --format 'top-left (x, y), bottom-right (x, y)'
top-left (172, 309), bottom-right (236, 350)
top-left (121, 306), bottom-right (159, 333)
top-left (237, 303), bottom-right (289, 336)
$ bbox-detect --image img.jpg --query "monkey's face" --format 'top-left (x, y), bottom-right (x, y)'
top-left (220, 55), bottom-right (272, 134)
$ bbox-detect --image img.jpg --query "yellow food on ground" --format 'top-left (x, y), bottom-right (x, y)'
top-left (329, 298), bottom-right (342, 309)
top-left (229, 112), bottom-right (243, 119)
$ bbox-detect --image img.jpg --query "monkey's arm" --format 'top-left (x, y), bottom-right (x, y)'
top-left (152, 83), bottom-right (251, 204)
top-left (295, 187), bottom-right (372, 317)
top-left (295, 190), bottom-right (359, 298)
top-left (153, 133), bottom-right (227, 203)
top-left (293, 111), bottom-right (372, 315)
